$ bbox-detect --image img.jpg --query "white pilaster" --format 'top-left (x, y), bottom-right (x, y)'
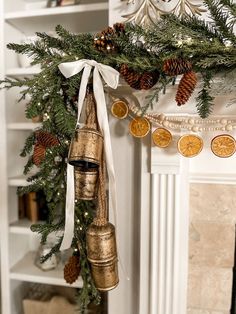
top-left (139, 137), bottom-right (190, 314)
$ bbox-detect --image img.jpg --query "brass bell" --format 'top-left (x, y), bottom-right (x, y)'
top-left (68, 126), bottom-right (103, 168)
top-left (74, 167), bottom-right (98, 200)
top-left (86, 222), bottom-right (119, 292)
top-left (90, 258), bottom-right (119, 291)
top-left (86, 222), bottom-right (117, 263)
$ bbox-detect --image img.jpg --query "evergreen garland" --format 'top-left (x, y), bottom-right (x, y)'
top-left (0, 2), bottom-right (236, 311)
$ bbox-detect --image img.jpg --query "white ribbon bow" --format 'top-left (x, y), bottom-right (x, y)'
top-left (58, 59), bottom-right (119, 250)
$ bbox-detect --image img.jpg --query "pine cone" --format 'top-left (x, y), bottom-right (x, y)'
top-left (101, 26), bottom-right (114, 36)
top-left (33, 143), bottom-right (46, 166)
top-left (94, 26), bottom-right (116, 52)
top-left (140, 71), bottom-right (160, 90)
top-left (119, 64), bottom-right (129, 77)
top-left (119, 64), bottom-right (142, 90)
top-left (36, 131), bottom-right (59, 148)
top-left (64, 255), bottom-right (80, 284)
top-left (163, 58), bottom-right (192, 76)
top-left (175, 71), bottom-right (197, 106)
top-left (113, 23), bottom-right (125, 35)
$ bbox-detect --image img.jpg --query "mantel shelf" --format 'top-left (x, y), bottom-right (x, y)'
top-left (5, 3), bottom-right (108, 20)
top-left (10, 252), bottom-right (83, 288)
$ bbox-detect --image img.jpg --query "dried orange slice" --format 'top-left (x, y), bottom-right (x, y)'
top-left (178, 134), bottom-right (203, 157)
top-left (129, 117), bottom-right (151, 138)
top-left (211, 134), bottom-right (236, 158)
top-left (111, 100), bottom-right (129, 119)
top-left (152, 128), bottom-right (172, 148)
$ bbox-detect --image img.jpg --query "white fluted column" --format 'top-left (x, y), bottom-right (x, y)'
top-left (139, 136), bottom-right (190, 314)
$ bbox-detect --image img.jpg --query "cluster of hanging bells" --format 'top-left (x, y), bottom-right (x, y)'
top-left (68, 88), bottom-right (119, 291)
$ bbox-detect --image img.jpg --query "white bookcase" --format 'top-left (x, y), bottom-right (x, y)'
top-left (0, 1), bottom-right (108, 313)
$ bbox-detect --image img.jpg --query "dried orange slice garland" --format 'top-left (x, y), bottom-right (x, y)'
top-left (129, 117), bottom-right (151, 138)
top-left (111, 100), bottom-right (129, 119)
top-left (152, 128), bottom-right (172, 148)
top-left (111, 101), bottom-right (236, 158)
top-left (211, 134), bottom-right (236, 158)
top-left (177, 134), bottom-right (203, 157)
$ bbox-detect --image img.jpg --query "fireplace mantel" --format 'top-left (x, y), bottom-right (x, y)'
top-left (138, 128), bottom-right (236, 314)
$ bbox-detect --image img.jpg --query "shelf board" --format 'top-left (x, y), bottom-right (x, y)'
top-left (4, 3), bottom-right (108, 34)
top-left (7, 122), bottom-right (41, 130)
top-left (6, 67), bottom-right (41, 77)
top-left (8, 175), bottom-right (29, 187)
top-left (5, 3), bottom-right (108, 20)
top-left (10, 251), bottom-right (83, 288)
top-left (10, 219), bottom-right (37, 235)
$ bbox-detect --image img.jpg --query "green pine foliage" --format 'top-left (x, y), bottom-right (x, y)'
top-left (0, 1), bottom-right (236, 311)
top-left (196, 72), bottom-right (215, 118)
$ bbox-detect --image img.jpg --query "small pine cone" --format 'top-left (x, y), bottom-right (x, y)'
top-left (64, 255), bottom-right (80, 284)
top-left (36, 131), bottom-right (59, 148)
top-left (175, 71), bottom-right (197, 106)
top-left (119, 64), bottom-right (142, 90)
top-left (113, 23), bottom-right (125, 35)
top-left (163, 58), bottom-right (192, 76)
top-left (94, 26), bottom-right (116, 52)
top-left (140, 71), bottom-right (160, 90)
top-left (94, 35), bottom-right (115, 52)
top-left (101, 26), bottom-right (114, 36)
top-left (33, 143), bottom-right (46, 166)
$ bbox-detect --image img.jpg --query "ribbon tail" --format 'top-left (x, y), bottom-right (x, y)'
top-left (60, 163), bottom-right (75, 251)
top-left (76, 65), bottom-right (92, 126)
top-left (93, 69), bottom-right (118, 227)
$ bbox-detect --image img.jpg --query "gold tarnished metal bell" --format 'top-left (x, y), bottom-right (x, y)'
top-left (68, 127), bottom-right (103, 168)
top-left (74, 167), bottom-right (98, 200)
top-left (90, 258), bottom-right (119, 291)
top-left (86, 222), bottom-right (117, 263)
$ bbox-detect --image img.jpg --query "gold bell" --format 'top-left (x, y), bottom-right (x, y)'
top-left (86, 222), bottom-right (119, 291)
top-left (68, 126), bottom-right (103, 168)
top-left (90, 258), bottom-right (119, 291)
top-left (74, 167), bottom-right (98, 200)
top-left (86, 222), bottom-right (117, 263)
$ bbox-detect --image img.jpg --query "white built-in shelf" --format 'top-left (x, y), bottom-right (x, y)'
top-left (10, 251), bottom-right (83, 288)
top-left (7, 122), bottom-right (41, 130)
top-left (4, 3), bottom-right (108, 34)
top-left (10, 219), bottom-right (37, 235)
top-left (5, 3), bottom-right (108, 20)
top-left (8, 175), bottom-right (29, 187)
top-left (6, 67), bottom-right (41, 77)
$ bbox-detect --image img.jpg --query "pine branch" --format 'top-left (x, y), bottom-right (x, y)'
top-left (20, 132), bottom-right (35, 157)
top-left (204, 0), bottom-right (236, 44)
top-left (31, 221), bottom-right (64, 245)
top-left (196, 72), bottom-right (215, 118)
top-left (39, 237), bottom-right (63, 262)
top-left (179, 15), bottom-right (224, 42)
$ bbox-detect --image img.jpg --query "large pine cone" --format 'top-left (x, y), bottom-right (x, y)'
top-left (119, 64), bottom-right (142, 90)
top-left (140, 71), bottom-right (160, 90)
top-left (163, 58), bottom-right (192, 76)
top-left (175, 71), bottom-right (197, 106)
top-left (33, 143), bottom-right (46, 166)
top-left (64, 255), bottom-right (80, 285)
top-left (36, 131), bottom-right (59, 148)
